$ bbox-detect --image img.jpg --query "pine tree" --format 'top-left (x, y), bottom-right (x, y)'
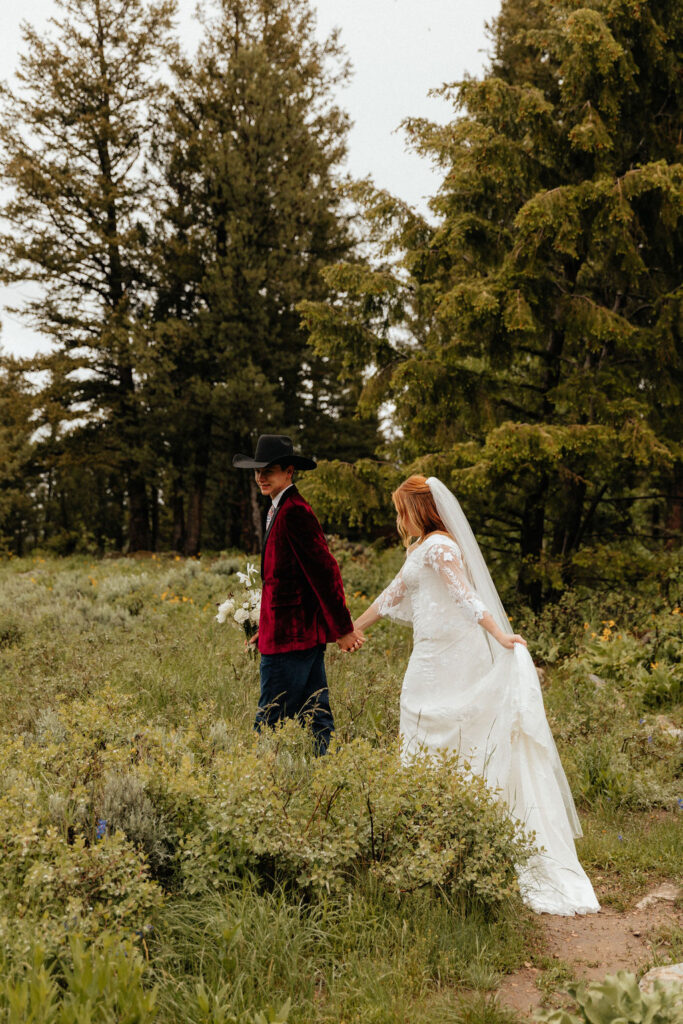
top-left (0, 351), bottom-right (36, 554)
top-left (149, 0), bottom-right (378, 554)
top-left (302, 0), bottom-right (682, 606)
top-left (0, 0), bottom-right (176, 550)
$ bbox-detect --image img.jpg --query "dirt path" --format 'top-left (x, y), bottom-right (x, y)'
top-left (498, 887), bottom-right (682, 1018)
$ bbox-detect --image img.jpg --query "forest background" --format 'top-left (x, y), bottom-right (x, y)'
top-left (0, 0), bottom-right (681, 610)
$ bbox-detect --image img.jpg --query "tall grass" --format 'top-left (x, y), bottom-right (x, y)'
top-left (0, 548), bottom-right (680, 1022)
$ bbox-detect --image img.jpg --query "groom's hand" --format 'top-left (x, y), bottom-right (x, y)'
top-left (336, 629), bottom-right (365, 653)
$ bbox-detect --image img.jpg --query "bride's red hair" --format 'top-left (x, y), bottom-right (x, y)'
top-left (392, 475), bottom-right (450, 548)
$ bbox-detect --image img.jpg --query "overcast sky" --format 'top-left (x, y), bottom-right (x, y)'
top-left (0, 0), bottom-right (500, 357)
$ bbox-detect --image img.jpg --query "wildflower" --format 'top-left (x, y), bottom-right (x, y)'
top-left (618, 834), bottom-right (623, 841)
top-left (639, 718), bottom-right (645, 724)
top-left (647, 736), bottom-right (653, 744)
top-left (95, 819), bottom-right (107, 841)
top-left (237, 562), bottom-right (258, 588)
top-left (234, 608), bottom-right (250, 625)
top-left (677, 798), bottom-right (683, 809)
top-left (216, 598), bottom-right (235, 624)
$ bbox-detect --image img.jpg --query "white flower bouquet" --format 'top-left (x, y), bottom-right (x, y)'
top-left (216, 562), bottom-right (261, 654)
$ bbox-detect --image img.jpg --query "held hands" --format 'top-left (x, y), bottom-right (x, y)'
top-left (247, 630), bottom-right (367, 654)
top-left (336, 628), bottom-right (366, 653)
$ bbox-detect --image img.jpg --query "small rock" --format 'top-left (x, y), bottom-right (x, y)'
top-left (639, 963), bottom-right (683, 1004)
top-left (655, 715), bottom-right (683, 739)
top-left (635, 883), bottom-right (680, 910)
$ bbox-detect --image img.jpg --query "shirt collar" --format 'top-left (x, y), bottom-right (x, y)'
top-left (271, 483), bottom-right (294, 510)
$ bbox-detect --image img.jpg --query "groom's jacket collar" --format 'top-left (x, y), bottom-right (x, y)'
top-left (261, 484), bottom-right (297, 575)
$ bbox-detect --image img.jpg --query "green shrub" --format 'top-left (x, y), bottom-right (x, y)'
top-left (0, 615), bottom-right (23, 649)
top-left (637, 663), bottom-right (683, 711)
top-left (177, 727), bottom-right (533, 910)
top-left (534, 970), bottom-right (683, 1024)
top-left (0, 933), bottom-right (156, 1023)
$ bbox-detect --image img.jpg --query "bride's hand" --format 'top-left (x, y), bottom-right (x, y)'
top-left (499, 633), bottom-right (527, 649)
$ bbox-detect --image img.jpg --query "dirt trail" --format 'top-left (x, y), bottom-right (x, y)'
top-left (498, 890), bottom-right (682, 1019)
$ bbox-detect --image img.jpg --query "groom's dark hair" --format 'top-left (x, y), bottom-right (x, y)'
top-left (270, 462), bottom-right (296, 479)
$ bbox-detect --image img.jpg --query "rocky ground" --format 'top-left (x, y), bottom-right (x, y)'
top-left (498, 883), bottom-right (682, 1018)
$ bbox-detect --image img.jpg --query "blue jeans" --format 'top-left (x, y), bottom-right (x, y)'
top-left (255, 644), bottom-right (334, 755)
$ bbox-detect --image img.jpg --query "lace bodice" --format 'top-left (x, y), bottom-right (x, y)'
top-left (375, 533), bottom-right (488, 640)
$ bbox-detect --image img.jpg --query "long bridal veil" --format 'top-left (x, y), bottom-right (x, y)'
top-left (426, 477), bottom-right (597, 915)
top-left (427, 477), bottom-right (513, 641)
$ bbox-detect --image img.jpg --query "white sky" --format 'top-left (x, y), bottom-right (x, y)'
top-left (0, 0), bottom-right (500, 357)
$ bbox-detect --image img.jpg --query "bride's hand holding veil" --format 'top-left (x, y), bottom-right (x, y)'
top-left (479, 614), bottom-right (527, 649)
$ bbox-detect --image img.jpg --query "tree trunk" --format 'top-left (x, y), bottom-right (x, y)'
top-left (249, 476), bottom-right (264, 552)
top-left (664, 461), bottom-right (682, 547)
top-left (185, 478), bottom-right (205, 557)
top-left (127, 474), bottom-right (151, 551)
top-left (150, 484), bottom-right (159, 552)
top-left (172, 483), bottom-right (186, 553)
top-left (517, 473), bottom-right (548, 611)
top-left (552, 477), bottom-right (587, 585)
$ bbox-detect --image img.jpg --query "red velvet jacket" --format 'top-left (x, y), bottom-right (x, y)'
top-left (258, 486), bottom-right (354, 655)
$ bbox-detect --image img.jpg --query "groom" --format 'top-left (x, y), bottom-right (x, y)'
top-left (233, 434), bottom-right (363, 754)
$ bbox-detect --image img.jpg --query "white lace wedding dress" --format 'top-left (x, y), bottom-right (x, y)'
top-left (374, 532), bottom-right (600, 916)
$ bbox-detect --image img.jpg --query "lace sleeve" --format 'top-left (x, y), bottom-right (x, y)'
top-left (374, 567), bottom-right (413, 626)
top-left (424, 540), bottom-right (488, 623)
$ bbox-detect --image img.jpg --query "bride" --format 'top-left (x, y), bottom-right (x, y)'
top-left (353, 475), bottom-right (599, 917)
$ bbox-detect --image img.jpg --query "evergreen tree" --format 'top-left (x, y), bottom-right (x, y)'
top-left (0, 351), bottom-right (36, 554)
top-left (0, 0), bottom-right (177, 550)
top-left (302, 0), bottom-right (682, 606)
top-left (150, 0), bottom-right (378, 554)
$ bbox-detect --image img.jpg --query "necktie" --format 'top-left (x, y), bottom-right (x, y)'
top-left (266, 504), bottom-right (275, 531)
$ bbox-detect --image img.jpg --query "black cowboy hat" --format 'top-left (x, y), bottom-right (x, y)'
top-left (232, 434), bottom-right (317, 471)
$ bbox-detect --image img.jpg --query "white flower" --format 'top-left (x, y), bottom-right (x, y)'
top-left (236, 562), bottom-right (258, 589)
top-left (249, 608), bottom-right (260, 624)
top-left (234, 608), bottom-right (250, 625)
top-left (215, 598), bottom-right (235, 624)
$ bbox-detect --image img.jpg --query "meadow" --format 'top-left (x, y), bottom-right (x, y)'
top-left (0, 541), bottom-right (680, 1023)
